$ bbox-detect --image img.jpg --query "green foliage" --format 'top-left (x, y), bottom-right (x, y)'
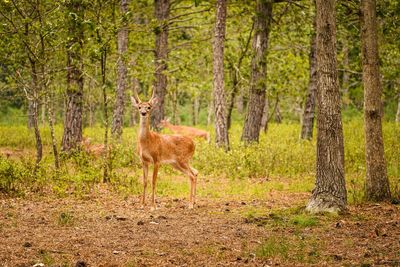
top-left (0, 119), bottom-right (399, 202)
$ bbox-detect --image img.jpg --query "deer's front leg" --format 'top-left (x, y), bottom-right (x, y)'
top-left (151, 163), bottom-right (159, 211)
top-left (142, 162), bottom-right (149, 207)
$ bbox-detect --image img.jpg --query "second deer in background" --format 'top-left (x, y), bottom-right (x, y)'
top-left (159, 119), bottom-right (211, 143)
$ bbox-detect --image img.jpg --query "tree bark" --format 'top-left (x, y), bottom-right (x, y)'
top-left (112, 0), bottom-right (130, 140)
top-left (301, 20), bottom-right (317, 140)
top-left (361, 0), bottom-right (391, 201)
top-left (212, 0), bottom-right (229, 151)
top-left (306, 0), bottom-right (347, 214)
top-left (396, 92), bottom-right (400, 124)
top-left (151, 0), bottom-right (169, 130)
top-left (192, 96), bottom-right (199, 125)
top-left (61, 0), bottom-right (84, 152)
top-left (260, 97), bottom-right (269, 131)
top-left (241, 0), bottom-right (273, 144)
top-left (342, 40), bottom-right (350, 107)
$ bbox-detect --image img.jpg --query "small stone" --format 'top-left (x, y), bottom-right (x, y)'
top-left (149, 221), bottom-right (159, 225)
top-left (23, 242), bottom-right (32, 248)
top-left (137, 220), bottom-right (144, 225)
top-left (75, 260), bottom-right (87, 267)
top-left (157, 215), bottom-right (167, 220)
top-left (241, 201), bottom-right (246, 205)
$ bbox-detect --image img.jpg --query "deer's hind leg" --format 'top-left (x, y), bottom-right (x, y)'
top-left (172, 161), bottom-right (198, 209)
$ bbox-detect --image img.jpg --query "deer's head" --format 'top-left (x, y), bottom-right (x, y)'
top-left (131, 89), bottom-right (158, 117)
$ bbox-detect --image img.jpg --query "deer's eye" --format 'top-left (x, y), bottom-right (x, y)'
top-left (147, 107), bottom-right (151, 110)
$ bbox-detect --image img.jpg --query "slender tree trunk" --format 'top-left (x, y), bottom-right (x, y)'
top-left (260, 97), bottom-right (269, 131)
top-left (62, 0), bottom-right (84, 152)
top-left (112, 0), bottom-right (130, 140)
top-left (46, 94), bottom-right (60, 170)
top-left (241, 0), bottom-right (273, 144)
top-left (342, 40), bottom-right (350, 107)
top-left (306, 0), bottom-right (347, 214)
top-left (301, 19), bottom-right (317, 140)
top-left (236, 91), bottom-right (244, 114)
top-left (192, 96), bottom-right (199, 125)
top-left (207, 96), bottom-right (213, 127)
top-left (130, 78), bottom-right (139, 126)
top-left (227, 22), bottom-right (254, 130)
top-left (396, 92), bottom-right (400, 124)
top-left (28, 101), bottom-right (35, 128)
top-left (274, 102), bottom-right (282, 123)
top-left (101, 48), bottom-right (110, 183)
top-left (361, 0), bottom-right (391, 201)
top-left (29, 62), bottom-right (43, 167)
top-left (213, 0), bottom-right (229, 151)
top-left (151, 0), bottom-right (169, 130)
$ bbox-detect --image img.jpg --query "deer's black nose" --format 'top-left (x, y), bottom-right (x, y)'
top-left (141, 112), bottom-right (147, 116)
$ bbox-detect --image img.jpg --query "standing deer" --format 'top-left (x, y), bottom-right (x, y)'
top-left (159, 119), bottom-right (211, 143)
top-left (131, 90), bottom-right (198, 210)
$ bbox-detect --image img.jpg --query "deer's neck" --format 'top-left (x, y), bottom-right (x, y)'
top-left (138, 115), bottom-right (151, 140)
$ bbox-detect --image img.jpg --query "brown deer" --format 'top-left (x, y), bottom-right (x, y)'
top-left (131, 90), bottom-right (198, 210)
top-left (80, 137), bottom-right (106, 158)
top-left (159, 119), bottom-right (210, 143)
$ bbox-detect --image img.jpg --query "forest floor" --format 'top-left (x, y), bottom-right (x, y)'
top-left (1, 184), bottom-right (400, 267)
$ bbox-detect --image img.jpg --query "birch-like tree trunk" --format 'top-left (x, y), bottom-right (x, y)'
top-left (112, 0), bottom-right (130, 140)
top-left (396, 92), bottom-right (400, 124)
top-left (241, 0), bottom-right (273, 144)
top-left (361, 0), bottom-right (391, 201)
top-left (151, 0), bottom-right (169, 130)
top-left (306, 0), bottom-right (347, 214)
top-left (213, 0), bottom-right (229, 151)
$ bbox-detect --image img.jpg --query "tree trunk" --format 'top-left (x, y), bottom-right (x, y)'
top-left (361, 0), bottom-right (391, 201)
top-left (306, 0), bottom-right (347, 214)
top-left (241, 0), bottom-right (273, 144)
top-left (192, 96), bottom-right (199, 125)
top-left (260, 97), bottom-right (269, 132)
top-left (342, 40), bottom-right (350, 107)
top-left (213, 0), bottom-right (229, 151)
top-left (61, 0), bottom-right (84, 152)
top-left (396, 93), bottom-right (400, 124)
top-left (274, 102), bottom-right (282, 123)
top-left (236, 91), bottom-right (244, 114)
top-left (101, 48), bottom-right (110, 183)
top-left (27, 100), bottom-right (35, 129)
top-left (301, 19), bottom-right (317, 140)
top-left (112, 0), bottom-right (130, 140)
top-left (46, 94), bottom-right (60, 170)
top-left (151, 0), bottom-right (169, 130)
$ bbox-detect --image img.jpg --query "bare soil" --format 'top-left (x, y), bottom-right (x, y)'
top-left (1, 188), bottom-right (399, 267)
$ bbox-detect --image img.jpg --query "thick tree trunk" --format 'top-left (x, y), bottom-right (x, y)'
top-left (301, 22), bottom-right (317, 140)
top-left (112, 0), bottom-right (130, 140)
top-left (306, 0), bottom-right (347, 214)
top-left (62, 0), bottom-right (84, 152)
top-left (361, 0), bottom-right (391, 201)
top-left (151, 0), bottom-right (169, 130)
top-left (213, 0), bottom-right (229, 151)
top-left (241, 0), bottom-right (273, 144)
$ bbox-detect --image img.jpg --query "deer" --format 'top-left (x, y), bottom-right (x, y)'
top-left (159, 119), bottom-right (211, 143)
top-left (80, 137), bottom-right (106, 158)
top-left (131, 90), bottom-right (198, 210)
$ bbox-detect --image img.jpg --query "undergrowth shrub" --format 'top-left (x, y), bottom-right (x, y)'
top-left (0, 119), bottom-right (398, 200)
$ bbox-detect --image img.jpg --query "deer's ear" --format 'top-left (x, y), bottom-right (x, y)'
top-left (130, 96), bottom-right (140, 107)
top-left (150, 97), bottom-right (159, 106)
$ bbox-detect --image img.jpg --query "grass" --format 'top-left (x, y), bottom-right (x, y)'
top-left (0, 119), bottom-right (399, 202)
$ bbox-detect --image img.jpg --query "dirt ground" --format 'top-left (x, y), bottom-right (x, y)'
top-left (1, 188), bottom-right (399, 267)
